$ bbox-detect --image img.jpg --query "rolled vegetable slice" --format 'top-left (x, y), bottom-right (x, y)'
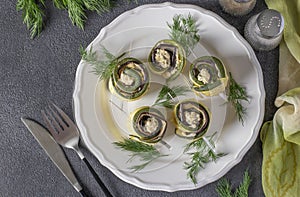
top-left (109, 57), bottom-right (149, 100)
top-left (174, 100), bottom-right (210, 139)
top-left (148, 39), bottom-right (186, 80)
top-left (189, 56), bottom-right (228, 96)
top-left (130, 106), bottom-right (167, 143)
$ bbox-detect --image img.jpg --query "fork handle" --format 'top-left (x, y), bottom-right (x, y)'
top-left (79, 189), bottom-right (88, 197)
top-left (82, 158), bottom-right (113, 197)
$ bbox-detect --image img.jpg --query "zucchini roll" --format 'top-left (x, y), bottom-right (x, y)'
top-left (130, 106), bottom-right (167, 143)
top-left (109, 57), bottom-right (149, 100)
top-left (174, 100), bottom-right (210, 139)
top-left (148, 39), bottom-right (186, 80)
top-left (189, 56), bottom-right (228, 96)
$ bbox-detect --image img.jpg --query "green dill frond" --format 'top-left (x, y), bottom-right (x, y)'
top-left (114, 138), bottom-right (167, 172)
top-left (53, 0), bottom-right (67, 9)
top-left (168, 14), bottom-right (200, 55)
top-left (83, 0), bottom-right (112, 13)
top-left (52, 0), bottom-right (86, 29)
top-left (80, 45), bottom-right (125, 81)
top-left (114, 138), bottom-right (157, 153)
top-left (66, 0), bottom-right (86, 29)
top-left (216, 170), bottom-right (251, 197)
top-left (234, 170), bottom-right (251, 197)
top-left (227, 72), bottom-right (249, 124)
top-left (16, 0), bottom-right (45, 38)
top-left (53, 0), bottom-right (112, 30)
top-left (183, 133), bottom-right (226, 184)
top-left (102, 46), bottom-right (116, 60)
top-left (216, 179), bottom-right (233, 197)
top-left (153, 85), bottom-right (190, 108)
top-left (18, 0), bottom-right (114, 37)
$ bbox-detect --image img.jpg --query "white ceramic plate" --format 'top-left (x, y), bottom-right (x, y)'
top-left (73, 2), bottom-right (265, 192)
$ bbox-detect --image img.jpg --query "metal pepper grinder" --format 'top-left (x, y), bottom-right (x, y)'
top-left (244, 9), bottom-right (284, 51)
top-left (219, 0), bottom-right (256, 16)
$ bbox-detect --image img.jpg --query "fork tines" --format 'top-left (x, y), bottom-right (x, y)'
top-left (42, 103), bottom-right (71, 136)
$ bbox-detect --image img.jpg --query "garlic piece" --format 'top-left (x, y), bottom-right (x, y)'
top-left (184, 111), bottom-right (200, 129)
top-left (197, 68), bottom-right (211, 84)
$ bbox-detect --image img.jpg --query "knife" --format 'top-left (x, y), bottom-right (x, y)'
top-left (21, 118), bottom-right (88, 197)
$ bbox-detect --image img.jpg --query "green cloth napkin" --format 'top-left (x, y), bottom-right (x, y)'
top-left (261, 87), bottom-right (300, 197)
top-left (260, 45), bottom-right (300, 196)
top-left (277, 41), bottom-right (300, 96)
top-left (261, 1), bottom-right (300, 196)
top-left (265, 0), bottom-right (300, 63)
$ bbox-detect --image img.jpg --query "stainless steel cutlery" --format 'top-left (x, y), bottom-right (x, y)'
top-left (41, 103), bottom-right (112, 197)
top-left (22, 103), bottom-right (113, 197)
top-left (21, 118), bottom-right (88, 196)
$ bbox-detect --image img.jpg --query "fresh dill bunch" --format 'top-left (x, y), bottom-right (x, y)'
top-left (17, 0), bottom-right (113, 38)
top-left (113, 138), bottom-right (168, 172)
top-left (83, 0), bottom-right (112, 14)
top-left (80, 45), bottom-right (125, 81)
top-left (227, 72), bottom-right (249, 124)
top-left (53, 0), bottom-right (86, 29)
top-left (65, 0), bottom-right (86, 29)
top-left (16, 0), bottom-right (45, 38)
top-left (168, 14), bottom-right (200, 55)
top-left (184, 133), bottom-right (226, 184)
top-left (153, 85), bottom-right (190, 108)
top-left (53, 0), bottom-right (112, 29)
top-left (234, 170), bottom-right (251, 197)
top-left (216, 170), bottom-right (251, 197)
top-left (216, 179), bottom-right (233, 197)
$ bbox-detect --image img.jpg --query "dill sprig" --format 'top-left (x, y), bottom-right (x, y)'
top-left (113, 138), bottom-right (168, 172)
top-left (16, 0), bottom-right (44, 38)
top-left (184, 133), bottom-right (226, 184)
top-left (216, 170), bottom-right (251, 197)
top-left (83, 0), bottom-right (112, 14)
top-left (234, 170), bottom-right (251, 197)
top-left (216, 179), bottom-right (233, 197)
top-left (168, 14), bottom-right (200, 55)
top-left (17, 0), bottom-right (112, 38)
top-left (53, 0), bottom-right (112, 29)
top-left (58, 0), bottom-right (86, 30)
top-left (80, 45), bottom-right (125, 81)
top-left (227, 72), bottom-right (249, 124)
top-left (153, 85), bottom-right (190, 108)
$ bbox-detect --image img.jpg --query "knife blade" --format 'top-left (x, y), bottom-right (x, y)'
top-left (21, 118), bottom-right (86, 195)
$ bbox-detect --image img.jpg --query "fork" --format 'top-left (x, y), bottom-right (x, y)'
top-left (42, 103), bottom-right (113, 197)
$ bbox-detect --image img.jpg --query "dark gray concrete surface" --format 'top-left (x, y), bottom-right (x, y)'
top-left (0, 0), bottom-right (277, 196)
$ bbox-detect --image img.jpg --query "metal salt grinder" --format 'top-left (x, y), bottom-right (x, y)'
top-left (219, 0), bottom-right (256, 16)
top-left (244, 9), bottom-right (284, 51)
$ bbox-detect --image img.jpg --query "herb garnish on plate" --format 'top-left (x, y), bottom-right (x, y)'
top-left (227, 72), bottom-right (249, 124)
top-left (113, 138), bottom-right (168, 172)
top-left (168, 14), bottom-right (200, 55)
top-left (153, 85), bottom-right (190, 108)
top-left (80, 45), bottom-right (125, 81)
top-left (184, 133), bottom-right (226, 184)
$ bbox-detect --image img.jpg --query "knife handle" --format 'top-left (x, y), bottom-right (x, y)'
top-left (82, 158), bottom-right (113, 197)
